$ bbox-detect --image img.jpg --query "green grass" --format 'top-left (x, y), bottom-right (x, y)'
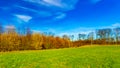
top-left (0, 45), bottom-right (120, 68)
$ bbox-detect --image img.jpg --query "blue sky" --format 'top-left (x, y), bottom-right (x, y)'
top-left (0, 0), bottom-right (120, 36)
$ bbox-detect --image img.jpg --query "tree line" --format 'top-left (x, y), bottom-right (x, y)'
top-left (72, 27), bottom-right (120, 46)
top-left (0, 25), bottom-right (71, 52)
top-left (0, 24), bottom-right (120, 52)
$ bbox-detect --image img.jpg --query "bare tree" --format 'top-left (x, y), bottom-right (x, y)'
top-left (0, 24), bottom-right (3, 35)
top-left (69, 35), bottom-right (74, 41)
top-left (114, 27), bottom-right (120, 44)
top-left (78, 34), bottom-right (86, 40)
top-left (96, 29), bottom-right (111, 39)
top-left (62, 35), bottom-right (70, 40)
top-left (88, 32), bottom-right (94, 45)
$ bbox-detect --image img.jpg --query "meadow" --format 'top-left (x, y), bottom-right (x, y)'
top-left (0, 45), bottom-right (120, 68)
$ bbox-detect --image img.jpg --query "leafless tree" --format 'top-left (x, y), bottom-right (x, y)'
top-left (114, 27), bottom-right (120, 44)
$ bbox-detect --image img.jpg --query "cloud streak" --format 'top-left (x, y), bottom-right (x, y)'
top-left (0, 0), bottom-right (79, 24)
top-left (23, 0), bottom-right (79, 11)
top-left (14, 14), bottom-right (32, 22)
top-left (14, 5), bottom-right (52, 17)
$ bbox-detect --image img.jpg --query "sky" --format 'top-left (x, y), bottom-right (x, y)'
top-left (0, 0), bottom-right (120, 36)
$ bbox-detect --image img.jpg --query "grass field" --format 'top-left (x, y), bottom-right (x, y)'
top-left (0, 45), bottom-right (120, 68)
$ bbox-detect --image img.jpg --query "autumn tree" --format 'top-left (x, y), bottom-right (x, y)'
top-left (62, 35), bottom-right (71, 47)
top-left (0, 26), bottom-right (20, 51)
top-left (31, 33), bottom-right (43, 49)
top-left (0, 24), bottom-right (3, 51)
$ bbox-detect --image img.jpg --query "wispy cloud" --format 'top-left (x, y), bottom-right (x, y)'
top-left (0, 0), bottom-right (78, 24)
top-left (43, 0), bottom-right (63, 7)
top-left (5, 25), bottom-right (15, 29)
top-left (99, 23), bottom-right (120, 29)
top-left (54, 13), bottom-right (66, 20)
top-left (43, 0), bottom-right (79, 10)
top-left (112, 23), bottom-right (120, 27)
top-left (14, 5), bottom-right (52, 17)
top-left (23, 0), bottom-right (78, 11)
top-left (14, 14), bottom-right (32, 22)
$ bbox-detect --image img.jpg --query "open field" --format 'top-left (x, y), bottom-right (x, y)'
top-left (0, 45), bottom-right (120, 68)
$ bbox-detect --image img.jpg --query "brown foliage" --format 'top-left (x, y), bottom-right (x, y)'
top-left (0, 30), bottom-right (72, 51)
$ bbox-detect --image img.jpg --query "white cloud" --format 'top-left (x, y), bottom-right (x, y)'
top-left (5, 25), bottom-right (15, 29)
top-left (14, 5), bottom-right (52, 17)
top-left (14, 14), bottom-right (32, 22)
top-left (23, 0), bottom-right (79, 11)
top-left (99, 23), bottom-right (120, 29)
top-left (112, 23), bottom-right (120, 27)
top-left (21, 0), bottom-right (78, 22)
top-left (54, 13), bottom-right (66, 20)
top-left (43, 0), bottom-right (62, 7)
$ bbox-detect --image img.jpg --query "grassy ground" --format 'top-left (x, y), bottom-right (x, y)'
top-left (0, 45), bottom-right (120, 68)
